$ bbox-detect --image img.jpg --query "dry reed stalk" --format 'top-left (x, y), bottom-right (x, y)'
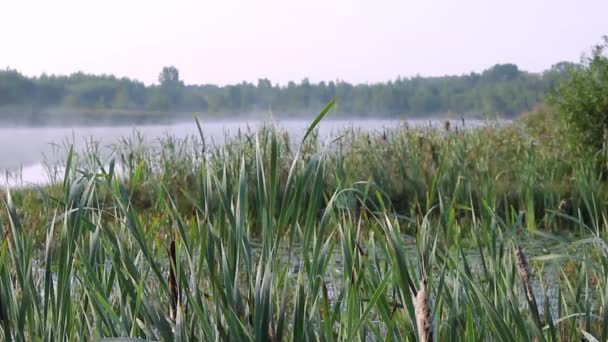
top-left (515, 245), bottom-right (536, 306)
top-left (414, 280), bottom-right (434, 342)
top-left (515, 244), bottom-right (544, 335)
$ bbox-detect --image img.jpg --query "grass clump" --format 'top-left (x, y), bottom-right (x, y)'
top-left (0, 100), bottom-right (608, 340)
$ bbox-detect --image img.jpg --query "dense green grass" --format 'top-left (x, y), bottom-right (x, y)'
top-left (1, 104), bottom-right (607, 340)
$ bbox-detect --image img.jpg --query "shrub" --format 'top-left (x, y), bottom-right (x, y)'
top-left (551, 36), bottom-right (608, 154)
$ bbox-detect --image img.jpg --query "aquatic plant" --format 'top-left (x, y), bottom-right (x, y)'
top-left (0, 102), bottom-right (607, 340)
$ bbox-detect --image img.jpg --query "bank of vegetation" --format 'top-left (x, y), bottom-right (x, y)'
top-left (0, 62), bottom-right (576, 125)
top-left (0, 38), bottom-right (607, 340)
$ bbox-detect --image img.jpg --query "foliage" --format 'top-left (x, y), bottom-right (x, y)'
top-left (1, 109), bottom-right (608, 339)
top-left (158, 66), bottom-right (183, 87)
top-left (551, 36), bottom-right (608, 154)
top-left (0, 62), bottom-right (575, 124)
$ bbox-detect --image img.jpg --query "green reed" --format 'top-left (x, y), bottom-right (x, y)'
top-left (0, 103), bottom-right (607, 340)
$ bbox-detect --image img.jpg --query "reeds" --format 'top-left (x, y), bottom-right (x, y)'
top-left (0, 104), bottom-right (606, 340)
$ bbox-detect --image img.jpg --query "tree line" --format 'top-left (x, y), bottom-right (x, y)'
top-left (0, 63), bottom-right (577, 120)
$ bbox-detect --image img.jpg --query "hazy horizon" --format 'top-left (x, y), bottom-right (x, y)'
top-left (0, 60), bottom-right (576, 87)
top-left (2, 0), bottom-right (607, 86)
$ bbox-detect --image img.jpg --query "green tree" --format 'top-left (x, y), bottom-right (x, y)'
top-left (0, 62), bottom-right (574, 122)
top-left (551, 36), bottom-right (608, 153)
top-left (147, 88), bottom-right (170, 111)
top-left (157, 66), bottom-right (184, 109)
top-left (158, 66), bottom-right (182, 87)
top-left (112, 85), bottom-right (129, 109)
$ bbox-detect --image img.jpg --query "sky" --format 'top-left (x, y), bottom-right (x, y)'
top-left (1, 0), bottom-right (607, 86)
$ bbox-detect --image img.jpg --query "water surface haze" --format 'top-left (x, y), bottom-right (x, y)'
top-left (1, 117), bottom-right (492, 187)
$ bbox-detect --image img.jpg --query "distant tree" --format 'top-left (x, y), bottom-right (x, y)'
top-left (227, 85), bottom-right (242, 111)
top-left (206, 90), bottom-right (225, 112)
top-left (95, 96), bottom-right (107, 109)
top-left (157, 66), bottom-right (184, 109)
top-left (256, 78), bottom-right (274, 109)
top-left (548, 61), bottom-right (581, 74)
top-left (147, 87), bottom-right (170, 111)
top-left (0, 69), bottom-right (34, 105)
top-left (62, 94), bottom-right (78, 107)
top-left (112, 85), bottom-right (129, 109)
top-left (543, 61), bottom-right (581, 89)
top-left (482, 64), bottom-right (522, 82)
top-left (158, 66), bottom-right (183, 87)
top-left (181, 91), bottom-right (208, 111)
top-left (0, 62), bottom-right (574, 121)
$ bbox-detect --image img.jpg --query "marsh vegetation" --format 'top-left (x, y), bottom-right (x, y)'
top-left (1, 37), bottom-right (608, 342)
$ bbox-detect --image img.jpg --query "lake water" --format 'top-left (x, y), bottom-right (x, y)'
top-left (1, 118), bottom-right (492, 187)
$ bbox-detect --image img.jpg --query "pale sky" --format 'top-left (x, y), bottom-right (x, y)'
top-left (1, 0), bottom-right (606, 85)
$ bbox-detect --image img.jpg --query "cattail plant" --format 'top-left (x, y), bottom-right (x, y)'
top-left (515, 245), bottom-right (543, 330)
top-left (1, 101), bottom-right (608, 340)
top-left (414, 279), bottom-right (435, 342)
top-left (515, 246), bottom-right (535, 305)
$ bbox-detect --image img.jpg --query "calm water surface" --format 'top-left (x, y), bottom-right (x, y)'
top-left (1, 118), bottom-right (492, 187)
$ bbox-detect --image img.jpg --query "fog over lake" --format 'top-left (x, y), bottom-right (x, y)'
top-left (1, 118), bottom-right (493, 187)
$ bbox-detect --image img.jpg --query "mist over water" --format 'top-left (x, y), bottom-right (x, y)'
top-left (1, 118), bottom-right (494, 188)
